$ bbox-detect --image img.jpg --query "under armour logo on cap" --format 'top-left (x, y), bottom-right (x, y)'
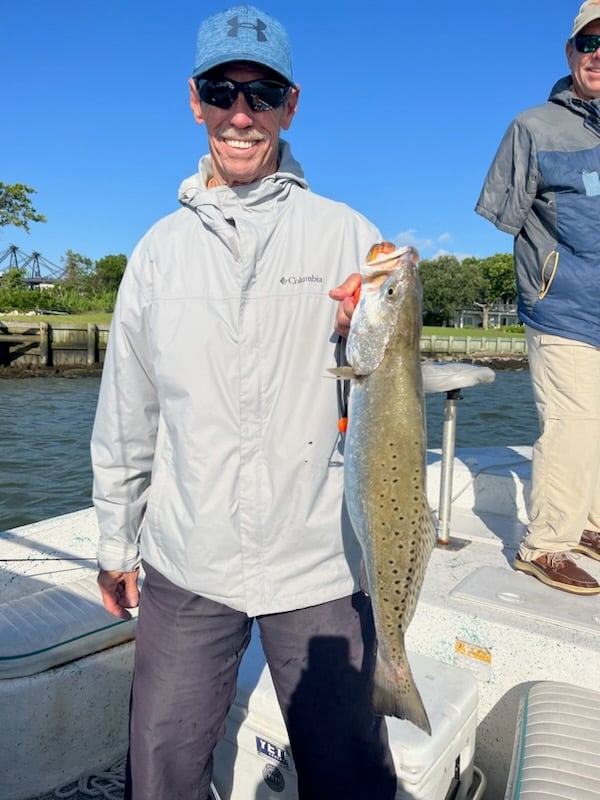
top-left (227, 15), bottom-right (267, 42)
top-left (192, 4), bottom-right (295, 86)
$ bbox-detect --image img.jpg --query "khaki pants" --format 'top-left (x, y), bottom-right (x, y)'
top-left (519, 327), bottom-right (600, 561)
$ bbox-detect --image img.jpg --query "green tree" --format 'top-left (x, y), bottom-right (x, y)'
top-left (480, 253), bottom-right (516, 299)
top-left (60, 250), bottom-right (94, 293)
top-left (0, 182), bottom-right (47, 232)
top-left (463, 253), bottom-right (516, 329)
top-left (419, 255), bottom-right (486, 326)
top-left (1, 265), bottom-right (28, 290)
top-left (0, 266), bottom-right (38, 312)
top-left (93, 254), bottom-right (127, 293)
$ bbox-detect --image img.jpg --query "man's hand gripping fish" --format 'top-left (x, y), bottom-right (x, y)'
top-left (337, 242), bottom-right (436, 735)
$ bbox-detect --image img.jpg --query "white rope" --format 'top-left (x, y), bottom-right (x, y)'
top-left (52, 756), bottom-right (222, 800)
top-left (53, 756), bottom-right (126, 799)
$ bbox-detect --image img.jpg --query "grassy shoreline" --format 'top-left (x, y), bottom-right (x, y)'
top-left (0, 317), bottom-right (527, 378)
top-left (1, 312), bottom-right (113, 326)
top-left (2, 314), bottom-right (525, 340)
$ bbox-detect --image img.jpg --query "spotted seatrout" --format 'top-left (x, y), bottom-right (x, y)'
top-left (341, 242), bottom-right (436, 734)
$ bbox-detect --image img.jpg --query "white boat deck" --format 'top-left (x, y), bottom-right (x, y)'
top-left (2, 445), bottom-right (600, 799)
top-left (418, 447), bottom-right (600, 797)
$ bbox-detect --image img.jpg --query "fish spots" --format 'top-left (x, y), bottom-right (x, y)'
top-left (341, 244), bottom-right (433, 732)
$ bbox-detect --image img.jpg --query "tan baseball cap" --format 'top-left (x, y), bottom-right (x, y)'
top-left (572, 0), bottom-right (600, 37)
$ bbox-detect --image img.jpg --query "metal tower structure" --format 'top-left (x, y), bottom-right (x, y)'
top-left (0, 245), bottom-right (63, 285)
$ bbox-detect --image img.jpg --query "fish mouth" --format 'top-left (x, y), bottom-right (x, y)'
top-left (363, 245), bottom-right (419, 273)
top-left (360, 246), bottom-right (420, 289)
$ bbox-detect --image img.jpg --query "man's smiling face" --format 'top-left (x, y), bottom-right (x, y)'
top-left (189, 62), bottom-right (299, 187)
top-left (567, 20), bottom-right (600, 100)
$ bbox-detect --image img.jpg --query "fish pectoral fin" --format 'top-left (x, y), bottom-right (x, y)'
top-left (372, 649), bottom-right (432, 736)
top-left (328, 366), bottom-right (356, 380)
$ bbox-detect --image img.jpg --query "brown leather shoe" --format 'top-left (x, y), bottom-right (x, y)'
top-left (572, 529), bottom-right (600, 561)
top-left (514, 552), bottom-right (600, 595)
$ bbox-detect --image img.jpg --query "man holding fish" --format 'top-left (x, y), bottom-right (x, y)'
top-left (91, 5), bottom-right (436, 799)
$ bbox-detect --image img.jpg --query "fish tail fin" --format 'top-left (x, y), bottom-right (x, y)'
top-left (371, 648), bottom-right (432, 736)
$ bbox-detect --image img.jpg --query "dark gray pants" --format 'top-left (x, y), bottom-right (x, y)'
top-left (125, 562), bottom-right (396, 800)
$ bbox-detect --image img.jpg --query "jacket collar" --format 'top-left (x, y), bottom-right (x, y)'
top-left (549, 75), bottom-right (600, 135)
top-left (178, 139), bottom-right (309, 212)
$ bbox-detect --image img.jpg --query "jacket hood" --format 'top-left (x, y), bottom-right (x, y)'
top-left (177, 139), bottom-right (309, 212)
top-left (549, 75), bottom-right (600, 135)
top-left (548, 74), bottom-right (575, 101)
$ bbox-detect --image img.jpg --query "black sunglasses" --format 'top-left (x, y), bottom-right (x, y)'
top-left (195, 78), bottom-right (291, 112)
top-left (571, 34), bottom-right (600, 53)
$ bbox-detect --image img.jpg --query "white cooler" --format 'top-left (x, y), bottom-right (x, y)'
top-left (212, 634), bottom-right (482, 800)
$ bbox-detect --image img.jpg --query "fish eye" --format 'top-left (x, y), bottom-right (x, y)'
top-left (387, 286), bottom-right (395, 296)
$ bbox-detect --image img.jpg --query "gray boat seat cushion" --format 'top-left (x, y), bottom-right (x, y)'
top-left (0, 576), bottom-right (136, 679)
top-left (504, 681), bottom-right (600, 799)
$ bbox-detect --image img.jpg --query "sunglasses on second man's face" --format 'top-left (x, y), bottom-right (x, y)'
top-left (571, 34), bottom-right (600, 53)
top-left (195, 77), bottom-right (291, 112)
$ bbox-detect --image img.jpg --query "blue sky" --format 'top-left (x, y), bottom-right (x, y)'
top-left (1, 0), bottom-right (577, 274)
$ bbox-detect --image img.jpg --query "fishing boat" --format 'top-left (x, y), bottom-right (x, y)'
top-left (2, 364), bottom-right (600, 800)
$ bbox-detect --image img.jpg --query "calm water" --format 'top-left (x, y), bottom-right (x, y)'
top-left (0, 368), bottom-right (539, 531)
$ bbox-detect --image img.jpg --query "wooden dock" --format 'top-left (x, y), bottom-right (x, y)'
top-left (0, 322), bottom-right (108, 369)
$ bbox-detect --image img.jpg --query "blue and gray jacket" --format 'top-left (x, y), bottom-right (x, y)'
top-left (476, 76), bottom-right (600, 347)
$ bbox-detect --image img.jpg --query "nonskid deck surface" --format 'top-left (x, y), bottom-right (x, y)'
top-left (411, 446), bottom-right (600, 798)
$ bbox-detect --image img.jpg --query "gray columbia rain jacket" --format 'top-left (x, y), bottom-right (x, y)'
top-left (476, 76), bottom-right (600, 347)
top-left (91, 141), bottom-right (381, 615)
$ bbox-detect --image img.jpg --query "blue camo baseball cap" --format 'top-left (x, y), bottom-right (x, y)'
top-left (192, 5), bottom-right (294, 85)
